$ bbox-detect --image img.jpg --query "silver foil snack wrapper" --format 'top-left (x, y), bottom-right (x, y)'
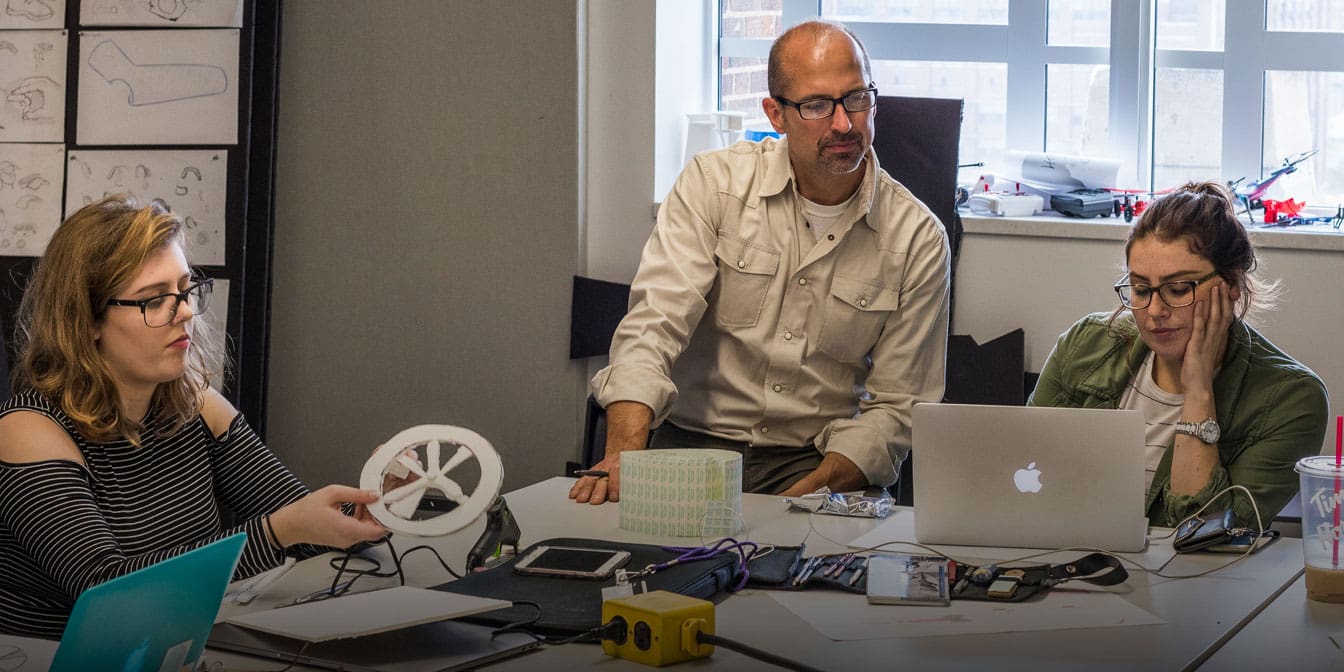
top-left (784, 487), bottom-right (894, 518)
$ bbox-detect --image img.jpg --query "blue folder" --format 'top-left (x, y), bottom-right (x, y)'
top-left (50, 532), bottom-right (246, 672)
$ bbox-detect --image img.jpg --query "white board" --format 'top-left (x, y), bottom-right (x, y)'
top-left (80, 0), bottom-right (243, 27)
top-left (77, 29), bottom-right (239, 145)
top-left (66, 149), bottom-right (228, 264)
top-left (0, 30), bottom-right (67, 142)
top-left (0, 143), bottom-right (64, 256)
top-left (0, 0), bottom-right (64, 29)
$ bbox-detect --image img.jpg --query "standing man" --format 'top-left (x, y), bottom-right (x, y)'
top-left (570, 20), bottom-right (949, 504)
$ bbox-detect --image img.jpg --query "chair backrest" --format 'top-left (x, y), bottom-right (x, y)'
top-left (894, 329), bottom-right (1026, 507)
top-left (870, 95), bottom-right (965, 270)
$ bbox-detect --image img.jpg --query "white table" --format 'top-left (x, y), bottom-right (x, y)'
top-left (1198, 573), bottom-right (1344, 671)
top-left (212, 477), bottom-right (1306, 671)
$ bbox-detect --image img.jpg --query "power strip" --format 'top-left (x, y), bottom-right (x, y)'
top-left (601, 591), bottom-right (715, 666)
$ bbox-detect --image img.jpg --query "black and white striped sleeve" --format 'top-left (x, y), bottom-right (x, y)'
top-left (0, 459), bottom-right (246, 600)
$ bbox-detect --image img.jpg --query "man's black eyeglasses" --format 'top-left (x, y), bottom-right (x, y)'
top-left (774, 86), bottom-right (878, 121)
top-left (106, 277), bottom-right (214, 327)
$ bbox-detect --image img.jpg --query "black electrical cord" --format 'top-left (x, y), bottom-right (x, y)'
top-left (696, 631), bottom-right (826, 672)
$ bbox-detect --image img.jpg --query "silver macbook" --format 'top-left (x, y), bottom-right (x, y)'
top-left (912, 403), bottom-right (1148, 552)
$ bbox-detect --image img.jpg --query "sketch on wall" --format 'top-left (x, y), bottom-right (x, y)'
top-left (77, 29), bottom-right (239, 145)
top-left (66, 149), bottom-right (228, 265)
top-left (80, 0), bottom-right (243, 28)
top-left (0, 0), bottom-right (64, 29)
top-left (0, 30), bottom-right (66, 142)
top-left (0, 143), bottom-right (64, 256)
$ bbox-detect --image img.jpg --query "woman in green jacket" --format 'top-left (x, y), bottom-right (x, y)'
top-left (1028, 181), bottom-right (1328, 528)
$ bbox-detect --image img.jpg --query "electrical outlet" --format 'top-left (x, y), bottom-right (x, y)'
top-left (601, 590), bottom-right (715, 666)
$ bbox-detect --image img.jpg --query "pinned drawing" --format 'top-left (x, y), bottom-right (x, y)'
top-left (88, 39), bottom-right (228, 105)
top-left (0, 144), bottom-right (64, 256)
top-left (0, 0), bottom-right (64, 29)
top-left (78, 30), bottom-right (238, 145)
top-left (66, 149), bottom-right (228, 264)
top-left (0, 30), bottom-right (67, 142)
top-left (80, 0), bottom-right (242, 27)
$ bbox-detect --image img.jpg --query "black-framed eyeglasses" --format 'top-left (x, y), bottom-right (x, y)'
top-left (106, 277), bottom-right (213, 327)
top-left (774, 86), bottom-right (878, 121)
top-left (1113, 270), bottom-right (1220, 310)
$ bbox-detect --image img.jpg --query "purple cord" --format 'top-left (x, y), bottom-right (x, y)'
top-left (662, 537), bottom-right (758, 591)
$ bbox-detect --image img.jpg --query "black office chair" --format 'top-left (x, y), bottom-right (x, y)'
top-left (894, 329), bottom-right (1027, 507)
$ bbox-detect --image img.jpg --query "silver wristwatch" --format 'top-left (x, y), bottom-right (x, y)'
top-left (1175, 418), bottom-right (1221, 444)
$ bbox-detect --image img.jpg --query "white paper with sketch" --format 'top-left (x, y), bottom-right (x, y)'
top-left (0, 143), bottom-right (64, 256)
top-left (225, 587), bottom-right (511, 643)
top-left (0, 0), bottom-right (63, 29)
top-left (0, 30), bottom-right (67, 142)
top-left (77, 29), bottom-right (239, 145)
top-left (66, 149), bottom-right (228, 264)
top-left (770, 588), bottom-right (1164, 640)
top-left (80, 0), bottom-right (243, 27)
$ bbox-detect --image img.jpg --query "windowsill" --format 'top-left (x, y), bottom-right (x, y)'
top-left (961, 210), bottom-right (1344, 252)
top-left (649, 203), bottom-right (1344, 252)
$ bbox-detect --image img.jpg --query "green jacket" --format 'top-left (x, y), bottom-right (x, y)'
top-left (1028, 312), bottom-right (1329, 528)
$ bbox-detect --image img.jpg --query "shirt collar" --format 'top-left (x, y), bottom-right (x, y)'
top-left (759, 137), bottom-right (881, 232)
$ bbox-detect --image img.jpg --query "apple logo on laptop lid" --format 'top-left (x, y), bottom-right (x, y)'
top-left (1014, 462), bottom-right (1043, 493)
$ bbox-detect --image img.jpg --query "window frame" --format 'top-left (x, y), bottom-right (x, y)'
top-left (716, 0), bottom-right (1344, 195)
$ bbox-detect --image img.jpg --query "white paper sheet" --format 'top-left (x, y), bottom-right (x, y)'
top-left (0, 30), bottom-right (67, 142)
top-left (80, 0), bottom-right (243, 27)
top-left (65, 149), bottom-right (228, 264)
top-left (0, 143), bottom-right (64, 256)
top-left (1003, 150), bottom-right (1122, 191)
top-left (77, 29), bottom-right (239, 145)
top-left (0, 0), bottom-right (64, 29)
top-left (225, 587), bottom-right (511, 643)
top-left (0, 633), bottom-right (58, 670)
top-left (769, 587), bottom-right (1164, 640)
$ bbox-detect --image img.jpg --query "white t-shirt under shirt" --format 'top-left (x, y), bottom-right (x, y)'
top-left (800, 191), bottom-right (858, 243)
top-left (1119, 352), bottom-right (1183, 491)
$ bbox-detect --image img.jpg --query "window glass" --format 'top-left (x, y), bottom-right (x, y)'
top-left (1155, 0), bottom-right (1224, 50)
top-left (872, 60), bottom-right (1007, 181)
top-left (720, 57), bottom-right (770, 129)
top-left (1046, 64), bottom-right (1110, 156)
top-left (1267, 0), bottom-right (1344, 32)
top-left (721, 0), bottom-right (782, 39)
top-left (821, 0), bottom-right (1008, 24)
top-left (1263, 70), bottom-right (1344, 207)
top-left (1152, 68), bottom-right (1223, 187)
top-left (1047, 0), bottom-right (1111, 47)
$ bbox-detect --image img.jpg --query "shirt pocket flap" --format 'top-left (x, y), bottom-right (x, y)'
top-left (715, 234), bottom-right (780, 277)
top-left (830, 275), bottom-right (898, 312)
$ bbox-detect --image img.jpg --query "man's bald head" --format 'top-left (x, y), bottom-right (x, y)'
top-left (767, 20), bottom-right (872, 99)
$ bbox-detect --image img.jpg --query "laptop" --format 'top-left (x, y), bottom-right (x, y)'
top-left (912, 403), bottom-right (1149, 552)
top-left (50, 532), bottom-right (246, 672)
top-left (208, 618), bottom-right (540, 672)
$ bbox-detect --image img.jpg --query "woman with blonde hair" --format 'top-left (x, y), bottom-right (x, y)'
top-left (1029, 181), bottom-right (1328, 528)
top-left (0, 195), bottom-right (387, 637)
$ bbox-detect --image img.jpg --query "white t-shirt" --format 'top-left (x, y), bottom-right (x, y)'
top-left (1119, 352), bottom-right (1183, 492)
top-left (800, 191), bottom-right (858, 243)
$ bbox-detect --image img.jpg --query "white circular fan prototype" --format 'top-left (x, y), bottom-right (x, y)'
top-left (359, 424), bottom-right (503, 536)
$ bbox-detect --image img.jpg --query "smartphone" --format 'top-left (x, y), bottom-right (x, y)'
top-left (512, 546), bottom-right (631, 580)
top-left (1207, 530), bottom-right (1281, 553)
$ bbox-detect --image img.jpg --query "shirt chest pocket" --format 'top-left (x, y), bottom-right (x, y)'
top-left (817, 275), bottom-right (901, 363)
top-left (712, 234), bottom-right (780, 329)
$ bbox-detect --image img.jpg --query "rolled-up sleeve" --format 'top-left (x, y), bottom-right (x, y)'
top-left (591, 156), bottom-right (723, 424)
